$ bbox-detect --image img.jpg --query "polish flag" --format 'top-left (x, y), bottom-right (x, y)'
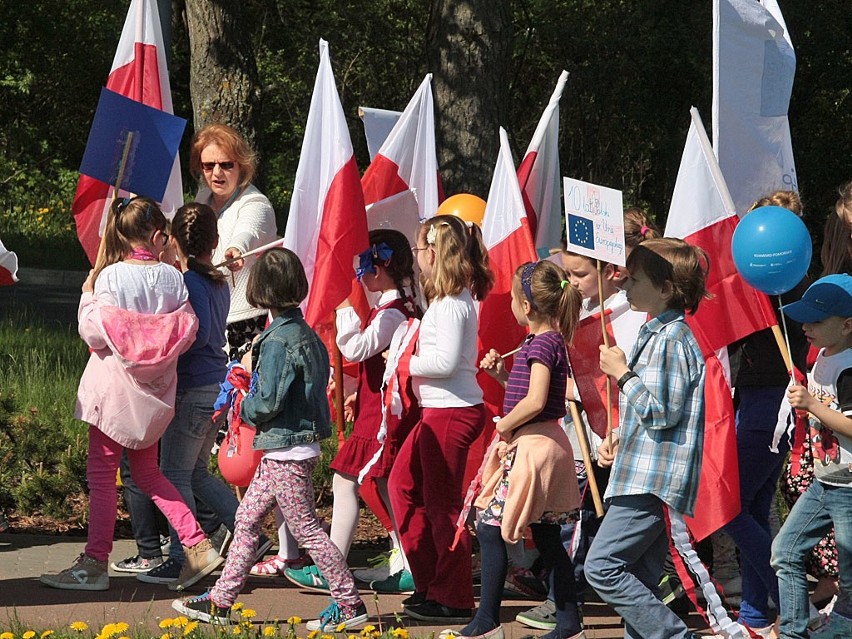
top-left (666, 107), bottom-right (776, 540)
top-left (517, 70), bottom-right (568, 254)
top-left (478, 127), bottom-right (538, 441)
top-left (72, 0), bottom-right (182, 264)
top-left (0, 237), bottom-right (18, 286)
top-left (714, 0), bottom-right (798, 216)
top-left (361, 74), bottom-right (442, 221)
top-left (283, 39), bottom-right (369, 328)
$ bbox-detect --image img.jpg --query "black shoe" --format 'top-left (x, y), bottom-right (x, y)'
top-left (402, 591), bottom-right (427, 607)
top-left (209, 524), bottom-right (233, 557)
top-left (404, 600), bottom-right (473, 623)
top-left (137, 557), bottom-right (182, 584)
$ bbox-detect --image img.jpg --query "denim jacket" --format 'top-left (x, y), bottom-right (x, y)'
top-left (240, 308), bottom-right (331, 450)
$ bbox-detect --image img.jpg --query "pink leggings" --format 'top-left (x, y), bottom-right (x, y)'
top-left (85, 425), bottom-right (205, 562)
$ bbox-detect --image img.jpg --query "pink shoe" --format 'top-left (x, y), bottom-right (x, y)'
top-left (250, 554), bottom-right (311, 576)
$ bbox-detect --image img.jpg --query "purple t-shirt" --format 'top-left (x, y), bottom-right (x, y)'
top-left (502, 330), bottom-right (569, 422)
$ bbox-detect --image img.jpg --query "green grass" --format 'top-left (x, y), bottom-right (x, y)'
top-left (0, 308), bottom-right (88, 422)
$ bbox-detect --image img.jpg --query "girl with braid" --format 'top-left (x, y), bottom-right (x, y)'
top-left (285, 228), bottom-right (421, 593)
top-left (147, 202), bottom-right (241, 583)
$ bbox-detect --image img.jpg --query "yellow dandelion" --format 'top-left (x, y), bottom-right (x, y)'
top-left (161, 633), bottom-right (171, 639)
top-left (113, 623), bottom-right (129, 634)
top-left (392, 630), bottom-right (409, 639)
top-left (360, 626), bottom-right (376, 636)
top-left (159, 619), bottom-right (175, 629)
top-left (0, 633), bottom-right (14, 639)
top-left (232, 602), bottom-right (244, 611)
top-left (307, 631), bottom-right (319, 639)
top-left (100, 623), bottom-right (117, 637)
top-left (336, 623), bottom-right (347, 633)
top-left (183, 621), bottom-right (199, 635)
top-left (349, 635), bottom-right (359, 639)
top-left (119, 637), bottom-right (131, 639)
top-left (23, 631), bottom-right (36, 639)
top-left (240, 609), bottom-right (257, 620)
top-left (174, 617), bottom-right (189, 628)
top-left (70, 622), bottom-right (89, 633)
top-left (321, 634), bottom-right (333, 639)
top-left (41, 632), bottom-right (55, 639)
top-left (263, 627), bottom-right (277, 637)
top-left (232, 627), bottom-right (242, 636)
top-left (287, 617), bottom-right (302, 626)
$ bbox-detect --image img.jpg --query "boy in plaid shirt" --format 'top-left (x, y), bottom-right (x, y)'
top-left (586, 238), bottom-right (709, 639)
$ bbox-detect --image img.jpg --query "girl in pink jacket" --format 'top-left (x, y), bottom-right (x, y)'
top-left (40, 197), bottom-right (222, 592)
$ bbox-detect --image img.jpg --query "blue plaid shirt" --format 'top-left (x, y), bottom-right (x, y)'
top-left (605, 309), bottom-right (706, 516)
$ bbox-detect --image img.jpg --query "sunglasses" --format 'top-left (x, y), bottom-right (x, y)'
top-left (201, 161), bottom-right (236, 172)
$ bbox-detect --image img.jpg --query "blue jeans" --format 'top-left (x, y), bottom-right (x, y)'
top-left (771, 480), bottom-right (852, 639)
top-left (723, 386), bottom-right (788, 627)
top-left (586, 494), bottom-right (694, 639)
top-left (160, 384), bottom-right (239, 562)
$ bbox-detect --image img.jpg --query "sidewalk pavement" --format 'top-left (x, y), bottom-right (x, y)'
top-left (0, 532), bottom-right (716, 637)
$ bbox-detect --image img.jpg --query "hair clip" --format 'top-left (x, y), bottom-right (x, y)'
top-left (355, 242), bottom-right (394, 281)
top-left (521, 262), bottom-right (538, 310)
top-left (116, 197), bottom-right (133, 214)
top-left (427, 224), bottom-right (438, 245)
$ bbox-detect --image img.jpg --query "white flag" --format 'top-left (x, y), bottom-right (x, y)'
top-left (713, 0), bottom-right (797, 216)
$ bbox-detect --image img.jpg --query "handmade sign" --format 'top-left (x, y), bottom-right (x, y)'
top-left (563, 177), bottom-right (626, 267)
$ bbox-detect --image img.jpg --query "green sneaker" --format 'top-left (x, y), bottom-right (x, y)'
top-left (369, 569), bottom-right (415, 593)
top-left (284, 564), bottom-right (330, 593)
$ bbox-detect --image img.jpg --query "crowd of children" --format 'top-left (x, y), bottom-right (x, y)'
top-left (31, 142), bottom-right (852, 639)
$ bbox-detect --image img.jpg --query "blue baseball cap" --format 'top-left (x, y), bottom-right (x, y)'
top-left (782, 274), bottom-right (852, 323)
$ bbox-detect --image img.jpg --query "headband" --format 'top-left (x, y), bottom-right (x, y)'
top-left (521, 262), bottom-right (538, 310)
top-left (355, 242), bottom-right (394, 281)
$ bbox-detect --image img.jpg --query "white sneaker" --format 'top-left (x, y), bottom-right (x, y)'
top-left (352, 547), bottom-right (403, 583)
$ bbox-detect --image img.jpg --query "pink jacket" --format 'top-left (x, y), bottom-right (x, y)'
top-left (75, 291), bottom-right (199, 449)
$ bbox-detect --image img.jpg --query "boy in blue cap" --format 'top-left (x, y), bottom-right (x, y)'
top-left (772, 273), bottom-right (852, 639)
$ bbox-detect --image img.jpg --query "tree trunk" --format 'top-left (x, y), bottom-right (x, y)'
top-left (183, 0), bottom-right (261, 150)
top-left (427, 0), bottom-right (512, 199)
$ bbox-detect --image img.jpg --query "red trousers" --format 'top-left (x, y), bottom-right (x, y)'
top-left (389, 405), bottom-right (486, 609)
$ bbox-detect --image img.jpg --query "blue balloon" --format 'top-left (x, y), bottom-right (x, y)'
top-left (731, 205), bottom-right (812, 295)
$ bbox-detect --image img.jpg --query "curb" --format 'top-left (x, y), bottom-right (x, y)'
top-left (16, 267), bottom-right (87, 288)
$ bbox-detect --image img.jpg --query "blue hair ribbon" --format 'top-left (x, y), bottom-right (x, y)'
top-left (355, 242), bottom-right (394, 281)
top-left (521, 262), bottom-right (538, 310)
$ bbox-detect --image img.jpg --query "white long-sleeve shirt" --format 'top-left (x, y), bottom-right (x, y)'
top-left (410, 289), bottom-right (483, 408)
top-left (335, 290), bottom-right (407, 362)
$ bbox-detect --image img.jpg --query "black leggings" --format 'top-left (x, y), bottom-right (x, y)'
top-left (463, 521), bottom-right (582, 638)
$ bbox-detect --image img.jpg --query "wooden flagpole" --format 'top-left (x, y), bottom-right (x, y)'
top-left (568, 399), bottom-right (604, 518)
top-left (94, 130), bottom-right (135, 272)
top-left (597, 260), bottom-right (614, 448)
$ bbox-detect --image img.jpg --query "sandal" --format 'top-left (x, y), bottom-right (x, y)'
top-left (250, 554), bottom-right (311, 576)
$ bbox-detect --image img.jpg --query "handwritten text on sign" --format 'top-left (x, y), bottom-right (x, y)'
top-left (563, 177), bottom-right (626, 267)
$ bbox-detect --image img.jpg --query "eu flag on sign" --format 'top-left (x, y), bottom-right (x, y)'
top-left (568, 214), bottom-right (595, 250)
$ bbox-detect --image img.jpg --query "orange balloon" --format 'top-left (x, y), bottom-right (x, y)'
top-left (437, 193), bottom-right (487, 226)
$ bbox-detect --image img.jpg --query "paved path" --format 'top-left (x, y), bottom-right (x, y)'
top-left (0, 533), bottom-right (719, 637)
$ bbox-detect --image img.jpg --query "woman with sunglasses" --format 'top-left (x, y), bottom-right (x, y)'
top-left (190, 123), bottom-right (278, 361)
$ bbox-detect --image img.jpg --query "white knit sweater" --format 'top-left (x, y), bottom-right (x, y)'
top-left (199, 184), bottom-right (278, 323)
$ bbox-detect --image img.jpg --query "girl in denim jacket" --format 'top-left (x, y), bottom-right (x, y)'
top-left (174, 248), bottom-right (367, 629)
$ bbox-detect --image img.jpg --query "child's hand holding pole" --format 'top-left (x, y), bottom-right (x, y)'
top-left (480, 348), bottom-right (509, 385)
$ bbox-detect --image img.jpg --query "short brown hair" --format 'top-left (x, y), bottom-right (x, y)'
top-left (190, 123), bottom-right (257, 190)
top-left (626, 238), bottom-right (710, 314)
top-left (246, 248), bottom-right (308, 312)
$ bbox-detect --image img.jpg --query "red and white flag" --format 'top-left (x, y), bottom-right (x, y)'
top-left (283, 39), bottom-right (369, 328)
top-left (713, 0), bottom-right (798, 215)
top-left (361, 74), bottom-right (442, 221)
top-left (479, 127), bottom-right (538, 422)
top-left (666, 107), bottom-right (777, 540)
top-left (72, 0), bottom-right (182, 264)
top-left (517, 70), bottom-right (568, 254)
top-left (0, 237), bottom-right (18, 286)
